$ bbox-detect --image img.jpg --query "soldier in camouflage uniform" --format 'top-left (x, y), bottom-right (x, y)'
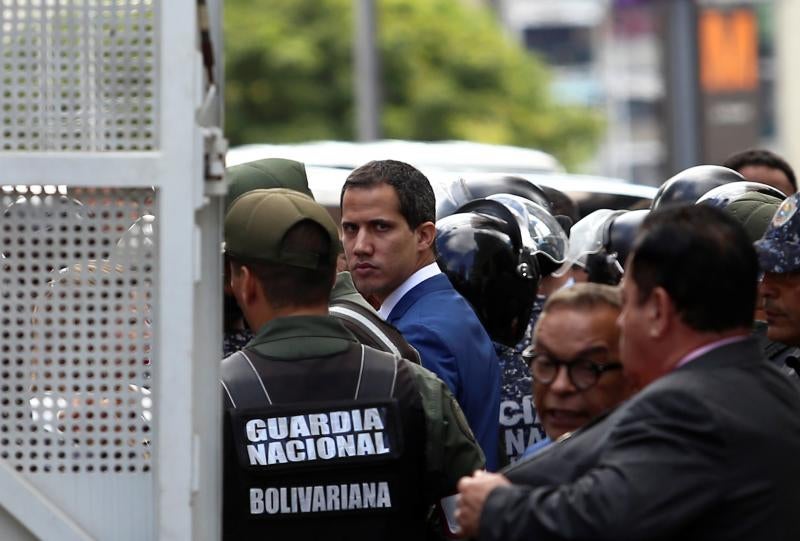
top-left (754, 193), bottom-right (800, 380)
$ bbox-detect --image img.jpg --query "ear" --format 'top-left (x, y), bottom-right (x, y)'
top-left (414, 221), bottom-right (436, 253)
top-left (648, 286), bottom-right (675, 338)
top-left (231, 264), bottom-right (260, 307)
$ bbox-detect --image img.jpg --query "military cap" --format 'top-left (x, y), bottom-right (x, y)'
top-left (225, 158), bottom-right (313, 210)
top-left (754, 193), bottom-right (800, 273)
top-left (724, 192), bottom-right (782, 244)
top-left (225, 188), bottom-right (340, 269)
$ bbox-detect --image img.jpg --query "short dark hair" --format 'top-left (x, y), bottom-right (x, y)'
top-left (229, 220), bottom-right (336, 308)
top-left (630, 205), bottom-right (758, 332)
top-left (340, 160), bottom-right (436, 230)
top-left (722, 148), bottom-right (797, 191)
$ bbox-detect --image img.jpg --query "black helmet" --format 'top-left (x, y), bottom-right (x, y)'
top-left (607, 208), bottom-right (649, 267)
top-left (436, 199), bottom-right (540, 346)
top-left (695, 181), bottom-right (787, 208)
top-left (465, 193), bottom-right (569, 277)
top-left (436, 175), bottom-right (551, 220)
top-left (561, 208), bottom-right (648, 285)
top-left (651, 165), bottom-right (744, 210)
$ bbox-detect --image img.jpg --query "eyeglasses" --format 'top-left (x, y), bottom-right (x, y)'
top-left (522, 347), bottom-right (623, 391)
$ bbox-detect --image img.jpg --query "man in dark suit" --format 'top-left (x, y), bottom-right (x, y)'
top-left (340, 159), bottom-right (501, 470)
top-left (456, 204), bottom-right (800, 540)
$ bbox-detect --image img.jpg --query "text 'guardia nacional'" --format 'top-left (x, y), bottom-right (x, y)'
top-left (244, 407), bottom-right (392, 466)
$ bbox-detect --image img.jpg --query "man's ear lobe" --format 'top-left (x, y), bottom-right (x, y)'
top-left (415, 221), bottom-right (436, 251)
top-left (649, 287), bottom-right (674, 337)
top-left (237, 265), bottom-right (259, 304)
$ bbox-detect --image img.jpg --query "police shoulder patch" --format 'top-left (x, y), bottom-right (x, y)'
top-left (773, 196), bottom-right (797, 227)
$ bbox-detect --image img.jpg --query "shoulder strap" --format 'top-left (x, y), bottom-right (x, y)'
top-left (354, 345), bottom-right (399, 400)
top-left (220, 350), bottom-right (272, 410)
top-left (330, 301), bottom-right (403, 357)
top-left (223, 345), bottom-right (398, 407)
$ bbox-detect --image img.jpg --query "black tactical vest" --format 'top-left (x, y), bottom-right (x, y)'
top-left (221, 343), bottom-right (428, 540)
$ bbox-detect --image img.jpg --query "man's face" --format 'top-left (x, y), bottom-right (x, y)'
top-left (341, 183), bottom-right (425, 305)
top-left (532, 305), bottom-right (629, 440)
top-left (761, 271), bottom-right (800, 345)
top-left (739, 164), bottom-right (796, 196)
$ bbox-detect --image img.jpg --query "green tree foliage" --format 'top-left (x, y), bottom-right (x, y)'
top-left (225, 0), bottom-right (604, 169)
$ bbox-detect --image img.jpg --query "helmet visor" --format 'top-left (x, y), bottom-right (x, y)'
top-left (485, 193), bottom-right (569, 271)
top-left (558, 209), bottom-right (625, 276)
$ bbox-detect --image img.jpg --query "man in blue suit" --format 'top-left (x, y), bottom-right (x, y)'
top-left (340, 160), bottom-right (501, 470)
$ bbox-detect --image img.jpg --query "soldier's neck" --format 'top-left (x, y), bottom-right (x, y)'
top-left (247, 302), bottom-right (329, 331)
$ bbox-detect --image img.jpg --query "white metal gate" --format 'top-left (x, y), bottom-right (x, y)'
top-left (1, 1), bottom-right (225, 539)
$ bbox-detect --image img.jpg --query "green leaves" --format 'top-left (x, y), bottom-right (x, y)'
top-left (224, 0), bottom-right (602, 169)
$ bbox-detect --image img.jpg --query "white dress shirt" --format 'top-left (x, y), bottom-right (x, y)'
top-left (377, 262), bottom-right (441, 320)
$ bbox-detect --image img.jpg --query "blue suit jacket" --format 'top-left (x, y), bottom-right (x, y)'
top-left (387, 273), bottom-right (501, 471)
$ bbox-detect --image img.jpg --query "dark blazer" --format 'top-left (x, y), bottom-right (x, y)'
top-left (387, 273), bottom-right (501, 471)
top-left (480, 337), bottom-right (800, 541)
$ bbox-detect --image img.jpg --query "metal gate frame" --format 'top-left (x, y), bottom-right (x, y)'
top-left (0, 1), bottom-right (225, 539)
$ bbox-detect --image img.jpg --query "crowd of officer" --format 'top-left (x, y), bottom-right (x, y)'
top-left (218, 147), bottom-right (800, 540)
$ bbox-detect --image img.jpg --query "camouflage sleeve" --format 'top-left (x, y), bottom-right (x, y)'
top-left (407, 362), bottom-right (486, 498)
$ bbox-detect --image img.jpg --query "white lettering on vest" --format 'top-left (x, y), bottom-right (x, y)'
top-left (243, 408), bottom-right (393, 466)
top-left (298, 486), bottom-right (313, 513)
top-left (330, 411), bottom-right (351, 433)
top-left (267, 442), bottom-right (287, 464)
top-left (265, 488), bottom-right (280, 514)
top-left (247, 443), bottom-right (267, 465)
top-left (336, 434), bottom-right (356, 456)
top-left (250, 489), bottom-right (264, 514)
top-left (285, 439), bottom-right (306, 461)
top-left (246, 419), bottom-right (267, 442)
top-left (326, 485), bottom-right (340, 511)
top-left (362, 408), bottom-right (384, 431)
top-left (249, 483), bottom-right (393, 515)
top-left (308, 413), bottom-right (331, 435)
top-left (348, 483), bottom-right (362, 509)
top-left (268, 417), bottom-right (288, 440)
top-left (289, 415), bottom-right (311, 438)
top-left (317, 437), bottom-right (336, 459)
top-left (312, 485), bottom-right (326, 512)
top-left (356, 432), bottom-right (376, 455)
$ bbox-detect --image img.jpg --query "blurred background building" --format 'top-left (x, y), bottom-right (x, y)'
top-left (490, 0), bottom-right (794, 185)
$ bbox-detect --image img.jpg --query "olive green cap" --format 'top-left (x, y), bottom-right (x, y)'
top-left (225, 158), bottom-right (313, 210)
top-left (225, 188), bottom-right (340, 269)
top-left (725, 192), bottom-right (782, 243)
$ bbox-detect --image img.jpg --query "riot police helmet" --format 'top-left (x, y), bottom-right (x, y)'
top-left (435, 174), bottom-right (551, 220)
top-left (436, 199), bottom-right (540, 346)
top-left (560, 208), bottom-right (648, 285)
top-left (468, 193), bottom-right (569, 277)
top-left (651, 165), bottom-right (744, 210)
top-left (561, 209), bottom-right (624, 283)
top-left (607, 208), bottom-right (649, 268)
